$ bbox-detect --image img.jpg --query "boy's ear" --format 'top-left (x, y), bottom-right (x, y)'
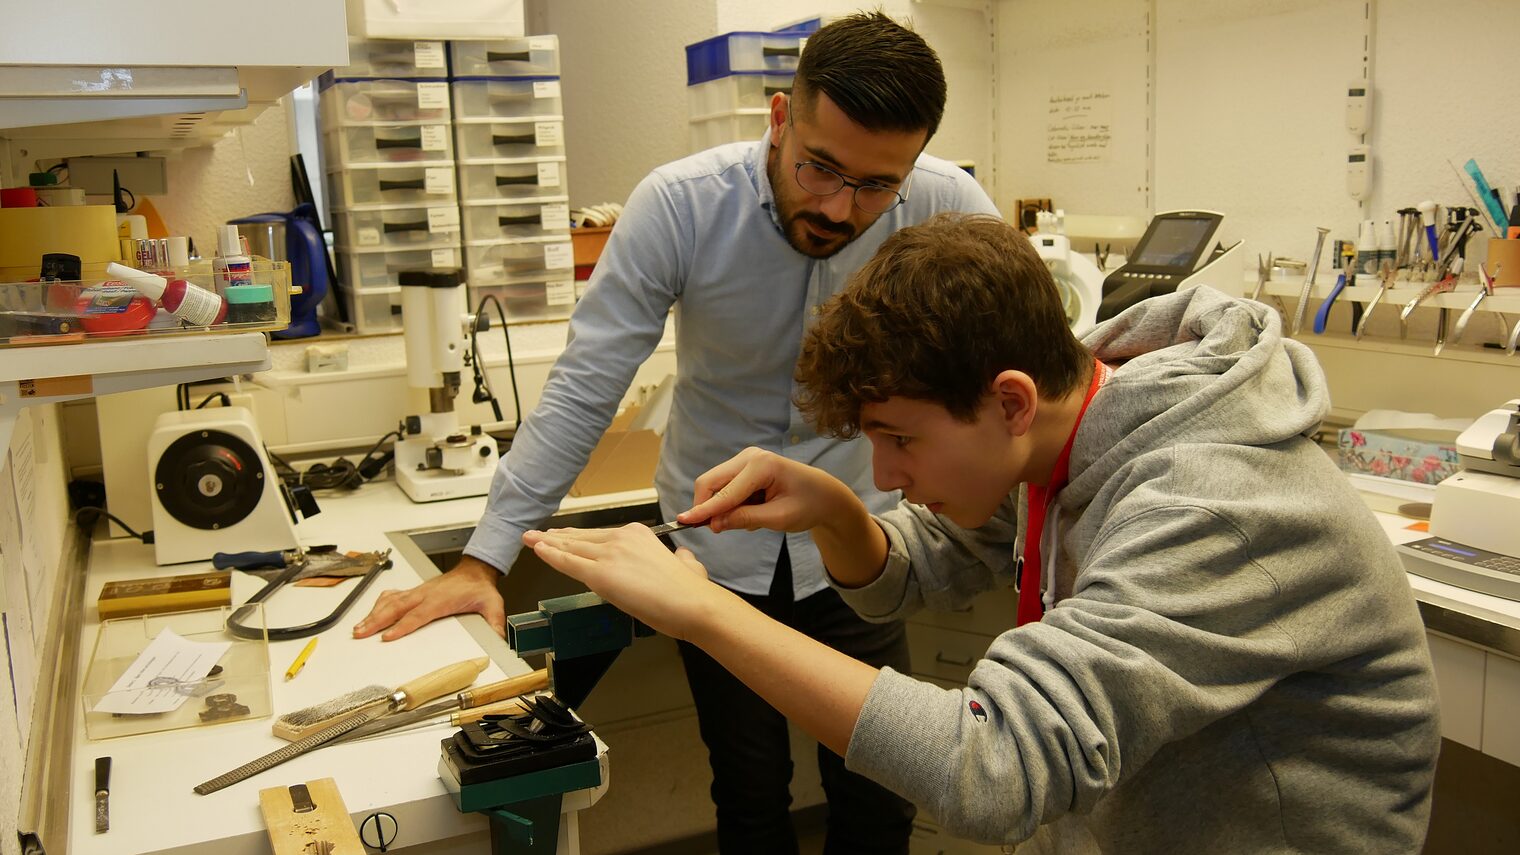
top-left (992, 370), bottom-right (1038, 436)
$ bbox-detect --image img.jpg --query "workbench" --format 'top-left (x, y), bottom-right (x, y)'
top-left (66, 479), bottom-right (657, 855)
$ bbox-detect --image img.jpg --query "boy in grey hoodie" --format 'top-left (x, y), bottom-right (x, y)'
top-left (526, 213), bottom-right (1441, 853)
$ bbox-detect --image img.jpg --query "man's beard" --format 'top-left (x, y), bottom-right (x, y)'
top-left (766, 147), bottom-right (857, 259)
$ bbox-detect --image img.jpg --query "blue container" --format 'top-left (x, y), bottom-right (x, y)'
top-left (685, 31), bottom-right (807, 86)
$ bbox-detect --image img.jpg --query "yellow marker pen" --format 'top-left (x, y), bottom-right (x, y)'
top-left (284, 637), bottom-right (318, 681)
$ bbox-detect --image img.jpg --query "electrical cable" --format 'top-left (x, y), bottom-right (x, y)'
top-left (267, 429), bottom-right (403, 492)
top-left (74, 507), bottom-right (153, 544)
top-left (194, 391), bottom-right (231, 409)
top-left (472, 293), bottom-right (522, 435)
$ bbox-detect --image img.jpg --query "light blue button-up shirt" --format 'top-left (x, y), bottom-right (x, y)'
top-left (465, 131), bottom-right (1000, 599)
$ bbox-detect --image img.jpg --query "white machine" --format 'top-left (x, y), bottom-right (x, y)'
top-left (147, 407), bottom-right (299, 565)
top-left (1399, 399), bottom-right (1520, 601)
top-left (1095, 209), bottom-right (1246, 322)
top-left (1028, 231), bottom-right (1103, 336)
top-left (395, 268), bottom-right (501, 502)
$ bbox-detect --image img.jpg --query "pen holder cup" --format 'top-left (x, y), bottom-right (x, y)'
top-left (1487, 239), bottom-right (1520, 287)
top-left (81, 605), bottom-right (271, 740)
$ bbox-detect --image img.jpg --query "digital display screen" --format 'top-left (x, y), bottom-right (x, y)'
top-left (1132, 218), bottom-right (1215, 269)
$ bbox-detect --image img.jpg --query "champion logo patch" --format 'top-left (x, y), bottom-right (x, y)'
top-left (968, 700), bottom-right (988, 723)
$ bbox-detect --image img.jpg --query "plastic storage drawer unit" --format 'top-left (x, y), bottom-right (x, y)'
top-left (338, 284), bottom-right (405, 333)
top-left (332, 39), bottom-right (450, 79)
top-left (450, 36), bottom-right (561, 77)
top-left (452, 78), bottom-right (564, 121)
top-left (688, 109), bottom-right (769, 153)
top-left (688, 72), bottom-right (793, 116)
top-left (469, 275), bottom-right (577, 323)
top-left (327, 163), bottom-right (458, 208)
top-left (318, 77), bottom-right (453, 124)
top-left (333, 204), bottom-right (461, 251)
top-left (323, 124), bottom-right (454, 166)
top-left (453, 118), bottom-right (565, 160)
top-left (339, 244), bottom-right (462, 291)
top-left (456, 158), bottom-right (567, 202)
top-left (461, 198), bottom-right (571, 242)
top-left (685, 31), bottom-right (805, 85)
top-left (465, 237), bottom-right (574, 283)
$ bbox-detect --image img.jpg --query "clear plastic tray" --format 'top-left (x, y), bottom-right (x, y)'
top-left (465, 237), bottom-right (575, 283)
top-left (337, 284), bottom-right (405, 333)
top-left (688, 109), bottom-right (769, 154)
top-left (323, 124), bottom-right (454, 166)
top-left (337, 244), bottom-right (461, 292)
top-left (687, 72), bottom-right (793, 116)
top-left (0, 259), bottom-right (292, 346)
top-left (461, 198), bottom-right (571, 243)
top-left (81, 604), bottom-right (270, 740)
top-left (326, 163), bottom-right (458, 208)
top-left (450, 36), bottom-right (561, 77)
top-left (332, 38), bottom-right (451, 80)
top-left (685, 31), bottom-right (804, 85)
top-left (318, 78), bottom-right (453, 126)
top-left (456, 158), bottom-right (567, 203)
top-left (451, 78), bottom-right (564, 121)
top-left (332, 204), bottom-right (462, 251)
top-left (469, 274), bottom-right (577, 323)
top-left (453, 118), bottom-right (565, 160)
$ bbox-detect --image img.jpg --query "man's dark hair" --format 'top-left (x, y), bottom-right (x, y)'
top-left (795, 213), bottom-right (1091, 437)
top-left (793, 11), bottom-right (946, 140)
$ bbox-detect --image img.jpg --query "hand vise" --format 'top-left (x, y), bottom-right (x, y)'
top-left (438, 592), bottom-right (651, 853)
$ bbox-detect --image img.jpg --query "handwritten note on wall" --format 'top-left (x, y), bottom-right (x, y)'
top-left (1047, 90), bottom-right (1113, 164)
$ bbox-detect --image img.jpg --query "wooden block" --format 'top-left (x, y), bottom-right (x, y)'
top-left (97, 571), bottom-right (231, 619)
top-left (258, 777), bottom-right (366, 855)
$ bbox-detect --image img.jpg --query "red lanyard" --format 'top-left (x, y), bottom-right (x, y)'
top-left (1017, 358), bottom-right (1111, 627)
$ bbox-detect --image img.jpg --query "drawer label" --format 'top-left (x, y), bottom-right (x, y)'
top-left (546, 278), bottom-right (576, 306)
top-left (543, 241), bottom-right (574, 270)
top-left (424, 167), bottom-right (453, 194)
top-left (529, 36), bottom-right (555, 51)
top-left (358, 227), bottom-right (381, 247)
top-left (533, 80), bottom-right (562, 99)
top-left (431, 247), bottom-right (456, 267)
top-left (427, 206), bottom-right (460, 233)
top-left (535, 121), bottom-right (564, 147)
top-left (416, 82), bottom-right (449, 110)
top-left (540, 203), bottom-right (570, 228)
top-left (414, 41), bottom-right (446, 68)
top-left (420, 124), bottom-right (449, 151)
top-left (537, 161), bottom-right (561, 187)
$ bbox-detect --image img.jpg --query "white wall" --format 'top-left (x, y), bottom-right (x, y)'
top-left (528, 1), bottom-right (997, 208)
top-left (1, 405), bottom-right (72, 855)
top-left (996, 0), bottom-right (1520, 266)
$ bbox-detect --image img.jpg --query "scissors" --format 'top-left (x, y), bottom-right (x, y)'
top-left (1313, 268), bottom-right (1353, 335)
top-left (1356, 267), bottom-right (1397, 339)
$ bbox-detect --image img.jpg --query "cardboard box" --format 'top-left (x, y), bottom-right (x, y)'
top-left (569, 405), bottom-right (661, 497)
top-left (1336, 428), bottom-right (1460, 486)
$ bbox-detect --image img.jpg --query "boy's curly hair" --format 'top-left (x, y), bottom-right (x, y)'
top-left (795, 213), bottom-right (1089, 438)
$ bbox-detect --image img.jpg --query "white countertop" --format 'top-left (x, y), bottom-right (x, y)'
top-left (69, 480), bottom-right (657, 855)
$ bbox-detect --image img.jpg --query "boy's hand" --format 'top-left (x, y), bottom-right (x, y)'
top-left (523, 525), bottom-right (729, 641)
top-left (680, 447), bottom-right (858, 534)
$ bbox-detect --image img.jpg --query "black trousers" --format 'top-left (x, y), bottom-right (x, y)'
top-left (676, 541), bottom-right (916, 855)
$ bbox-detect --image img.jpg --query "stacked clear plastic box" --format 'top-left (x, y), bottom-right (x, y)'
top-left (685, 31), bottom-right (802, 154)
top-left (450, 35), bottom-right (577, 322)
top-left (319, 43), bottom-right (462, 334)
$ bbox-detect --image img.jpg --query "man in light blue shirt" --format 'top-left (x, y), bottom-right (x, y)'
top-left (356, 12), bottom-right (998, 853)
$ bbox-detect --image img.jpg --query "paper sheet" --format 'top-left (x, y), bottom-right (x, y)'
top-left (91, 628), bottom-right (232, 715)
top-left (0, 464), bottom-right (36, 734)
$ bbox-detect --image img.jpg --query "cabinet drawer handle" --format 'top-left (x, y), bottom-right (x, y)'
top-left (934, 651), bottom-right (974, 667)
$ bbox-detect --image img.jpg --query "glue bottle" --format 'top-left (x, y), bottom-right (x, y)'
top-left (1355, 220), bottom-right (1379, 276)
top-left (214, 224), bottom-right (253, 290)
top-left (106, 262), bottom-right (226, 326)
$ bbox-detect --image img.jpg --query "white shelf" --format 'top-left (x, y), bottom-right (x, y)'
top-left (0, 332), bottom-right (271, 465)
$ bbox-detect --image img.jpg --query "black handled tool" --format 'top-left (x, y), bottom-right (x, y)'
top-left (94, 756), bottom-right (111, 833)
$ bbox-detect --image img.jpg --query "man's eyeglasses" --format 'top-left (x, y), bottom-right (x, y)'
top-left (783, 98), bottom-right (911, 215)
top-left (792, 161), bottom-right (911, 215)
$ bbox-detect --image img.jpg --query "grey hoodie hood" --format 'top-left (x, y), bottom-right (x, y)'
top-left (1069, 286), bottom-right (1329, 509)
